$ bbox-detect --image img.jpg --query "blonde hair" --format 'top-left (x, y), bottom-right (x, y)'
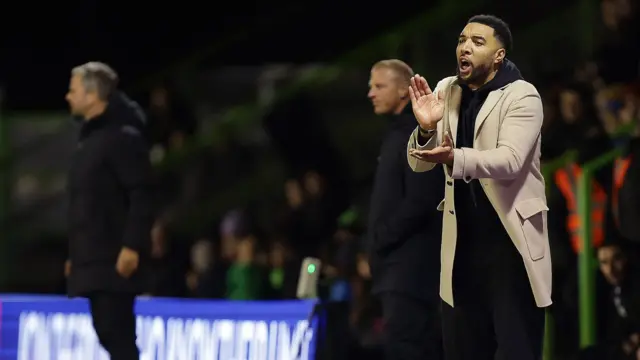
top-left (372, 59), bottom-right (414, 86)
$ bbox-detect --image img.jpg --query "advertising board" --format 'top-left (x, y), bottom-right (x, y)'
top-left (0, 295), bottom-right (318, 360)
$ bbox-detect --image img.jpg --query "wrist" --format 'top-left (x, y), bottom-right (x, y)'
top-left (445, 150), bottom-right (454, 167)
top-left (418, 125), bottom-right (436, 137)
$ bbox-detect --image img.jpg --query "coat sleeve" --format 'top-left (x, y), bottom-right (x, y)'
top-left (407, 78), bottom-right (447, 173)
top-left (106, 127), bottom-right (154, 252)
top-left (450, 84), bottom-right (543, 181)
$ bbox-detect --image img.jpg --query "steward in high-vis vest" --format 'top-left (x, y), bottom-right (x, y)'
top-left (554, 163), bottom-right (607, 253)
top-left (611, 137), bottom-right (640, 243)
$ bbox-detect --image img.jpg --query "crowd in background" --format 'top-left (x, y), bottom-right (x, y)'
top-left (38, 0), bottom-right (638, 359)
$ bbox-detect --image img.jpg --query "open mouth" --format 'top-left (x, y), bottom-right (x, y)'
top-left (459, 58), bottom-right (472, 75)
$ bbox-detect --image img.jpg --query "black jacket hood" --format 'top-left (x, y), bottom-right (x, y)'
top-left (77, 91), bottom-right (147, 140)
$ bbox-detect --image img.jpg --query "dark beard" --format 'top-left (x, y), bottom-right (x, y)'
top-left (456, 63), bottom-right (491, 87)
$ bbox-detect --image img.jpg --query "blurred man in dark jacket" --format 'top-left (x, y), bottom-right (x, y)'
top-left (366, 59), bottom-right (444, 360)
top-left (65, 62), bottom-right (154, 360)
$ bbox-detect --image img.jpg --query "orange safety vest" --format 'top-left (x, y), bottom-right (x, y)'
top-left (554, 163), bottom-right (607, 253)
top-left (612, 155), bottom-right (633, 228)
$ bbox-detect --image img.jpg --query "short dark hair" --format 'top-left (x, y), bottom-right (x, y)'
top-left (468, 14), bottom-right (512, 52)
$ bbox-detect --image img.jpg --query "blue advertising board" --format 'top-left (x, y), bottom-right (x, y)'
top-left (0, 295), bottom-right (318, 360)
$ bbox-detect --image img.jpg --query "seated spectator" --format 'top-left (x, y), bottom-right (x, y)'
top-left (598, 238), bottom-right (640, 359)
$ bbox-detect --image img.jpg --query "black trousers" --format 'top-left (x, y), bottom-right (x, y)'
top-left (381, 292), bottom-right (443, 360)
top-left (441, 240), bottom-right (546, 360)
top-left (89, 292), bottom-right (139, 360)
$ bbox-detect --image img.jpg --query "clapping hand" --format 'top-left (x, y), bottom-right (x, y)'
top-left (408, 75), bottom-right (445, 130)
top-left (409, 131), bottom-right (454, 166)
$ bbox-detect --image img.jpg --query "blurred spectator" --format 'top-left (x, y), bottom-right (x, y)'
top-left (281, 179), bottom-right (308, 255)
top-left (609, 86), bottom-right (640, 245)
top-left (547, 81), bottom-right (615, 357)
top-left (147, 218), bottom-right (188, 297)
top-left (324, 228), bottom-right (357, 302)
top-left (541, 86), bottom-right (565, 160)
top-left (365, 59), bottom-right (444, 360)
top-left (300, 171), bottom-right (334, 256)
top-left (147, 83), bottom-right (197, 150)
top-left (597, 238), bottom-right (640, 360)
top-left (595, 0), bottom-right (640, 84)
top-left (262, 90), bottom-right (350, 213)
top-left (225, 234), bottom-right (267, 300)
top-left (265, 238), bottom-right (299, 299)
top-left (349, 253), bottom-right (383, 359)
top-left (548, 82), bottom-right (613, 258)
top-left (220, 209), bottom-right (247, 259)
top-left (185, 238), bottom-right (226, 298)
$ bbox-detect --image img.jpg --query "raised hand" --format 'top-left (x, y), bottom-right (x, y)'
top-left (408, 75), bottom-right (445, 130)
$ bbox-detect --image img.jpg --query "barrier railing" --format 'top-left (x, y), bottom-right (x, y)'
top-left (577, 146), bottom-right (624, 348)
top-left (542, 150), bottom-right (578, 195)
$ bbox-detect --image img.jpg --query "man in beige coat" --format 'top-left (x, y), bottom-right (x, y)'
top-left (406, 15), bottom-right (551, 360)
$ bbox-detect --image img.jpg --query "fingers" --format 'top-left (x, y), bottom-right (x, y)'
top-left (417, 75), bottom-right (432, 96)
top-left (410, 75), bottom-right (417, 91)
top-left (442, 131), bottom-right (453, 146)
top-left (409, 149), bottom-right (433, 158)
top-left (408, 84), bottom-right (417, 105)
top-left (410, 151), bottom-right (426, 160)
top-left (409, 146), bottom-right (452, 159)
top-left (116, 261), bottom-right (137, 278)
top-left (410, 75), bottom-right (432, 97)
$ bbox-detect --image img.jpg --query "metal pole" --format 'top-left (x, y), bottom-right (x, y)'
top-left (577, 169), bottom-right (596, 348)
top-left (542, 309), bottom-right (555, 360)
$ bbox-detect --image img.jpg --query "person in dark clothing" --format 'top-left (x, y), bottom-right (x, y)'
top-left (611, 131), bottom-right (640, 245)
top-left (544, 83), bottom-right (614, 356)
top-left (65, 62), bottom-right (154, 360)
top-left (407, 15), bottom-right (550, 360)
top-left (366, 59), bottom-right (445, 360)
top-left (596, 238), bottom-right (640, 360)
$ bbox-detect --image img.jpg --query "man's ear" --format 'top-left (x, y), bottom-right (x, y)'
top-left (494, 48), bottom-right (506, 64)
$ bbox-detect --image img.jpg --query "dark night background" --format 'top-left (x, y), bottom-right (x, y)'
top-left (1, 0), bottom-right (434, 110)
top-left (1, 1), bottom-right (639, 359)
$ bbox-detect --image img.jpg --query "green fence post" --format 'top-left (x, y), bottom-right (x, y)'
top-left (540, 150), bottom-right (578, 360)
top-left (543, 308), bottom-right (555, 360)
top-left (577, 169), bottom-right (596, 348)
top-left (577, 147), bottom-right (624, 348)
